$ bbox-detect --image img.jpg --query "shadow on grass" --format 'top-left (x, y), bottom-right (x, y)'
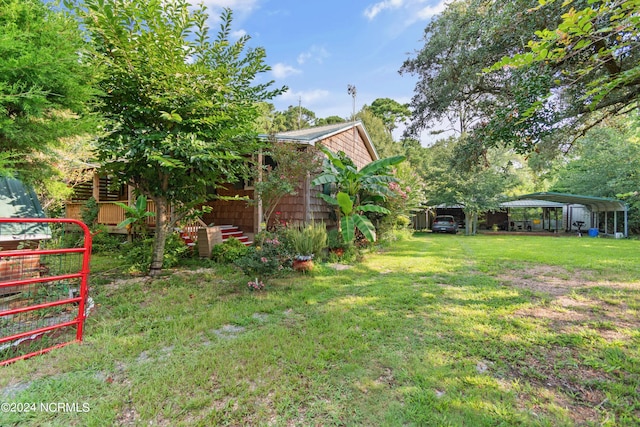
top-left (1, 233), bottom-right (638, 425)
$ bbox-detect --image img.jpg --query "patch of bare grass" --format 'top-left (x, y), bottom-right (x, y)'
top-left (495, 264), bottom-right (640, 424)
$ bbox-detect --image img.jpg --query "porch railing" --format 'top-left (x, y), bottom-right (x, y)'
top-left (66, 200), bottom-right (157, 227)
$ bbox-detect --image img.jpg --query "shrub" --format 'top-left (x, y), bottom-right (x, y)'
top-left (91, 225), bottom-right (125, 253)
top-left (210, 237), bottom-right (249, 263)
top-left (286, 221), bottom-right (327, 260)
top-left (234, 237), bottom-right (291, 284)
top-left (119, 232), bottom-right (192, 274)
top-left (327, 229), bottom-right (347, 249)
top-left (163, 232), bottom-right (193, 267)
top-left (81, 197), bottom-right (99, 228)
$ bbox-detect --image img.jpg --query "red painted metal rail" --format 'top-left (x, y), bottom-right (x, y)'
top-left (0, 218), bottom-right (92, 365)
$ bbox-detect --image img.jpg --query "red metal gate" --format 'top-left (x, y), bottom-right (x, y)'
top-left (0, 218), bottom-right (91, 365)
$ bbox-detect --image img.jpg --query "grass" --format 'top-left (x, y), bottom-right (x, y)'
top-left (1, 234), bottom-right (639, 426)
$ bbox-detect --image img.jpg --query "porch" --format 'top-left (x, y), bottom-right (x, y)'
top-left (65, 200), bottom-right (156, 234)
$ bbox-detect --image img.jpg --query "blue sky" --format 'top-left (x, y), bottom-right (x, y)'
top-left (201, 0), bottom-right (447, 142)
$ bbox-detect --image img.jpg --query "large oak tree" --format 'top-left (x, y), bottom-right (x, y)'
top-left (488, 0), bottom-right (640, 149)
top-left (400, 0), bottom-right (639, 159)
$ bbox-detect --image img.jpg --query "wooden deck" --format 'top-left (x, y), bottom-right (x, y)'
top-left (66, 200), bottom-right (156, 232)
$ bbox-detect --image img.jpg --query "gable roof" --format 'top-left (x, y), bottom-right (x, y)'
top-left (260, 121), bottom-right (379, 161)
top-left (0, 177), bottom-right (51, 242)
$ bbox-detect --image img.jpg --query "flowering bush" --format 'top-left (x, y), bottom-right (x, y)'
top-left (234, 236), bottom-right (292, 286)
top-left (378, 163), bottom-right (427, 242)
top-left (247, 278), bottom-right (265, 291)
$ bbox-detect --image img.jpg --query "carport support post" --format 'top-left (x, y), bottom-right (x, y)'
top-left (624, 204), bottom-right (628, 237)
top-left (614, 210), bottom-right (618, 235)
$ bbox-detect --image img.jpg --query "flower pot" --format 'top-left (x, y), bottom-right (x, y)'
top-left (293, 259), bottom-right (314, 272)
top-left (330, 248), bottom-right (344, 257)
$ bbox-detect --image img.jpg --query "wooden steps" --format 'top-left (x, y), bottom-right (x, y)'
top-left (179, 222), bottom-right (252, 248)
top-left (219, 225), bottom-right (252, 246)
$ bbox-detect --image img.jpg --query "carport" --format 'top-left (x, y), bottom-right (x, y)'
top-left (500, 199), bottom-right (565, 232)
top-left (516, 192), bottom-right (628, 237)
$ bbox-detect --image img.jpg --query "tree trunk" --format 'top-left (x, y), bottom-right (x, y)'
top-left (464, 210), bottom-right (478, 236)
top-left (149, 196), bottom-right (170, 277)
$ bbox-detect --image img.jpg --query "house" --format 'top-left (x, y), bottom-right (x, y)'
top-left (65, 121), bottom-right (379, 241)
top-left (199, 121), bottom-right (379, 236)
top-left (0, 177), bottom-right (51, 251)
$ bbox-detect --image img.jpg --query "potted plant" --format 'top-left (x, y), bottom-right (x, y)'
top-left (326, 229), bottom-right (347, 257)
top-left (292, 254), bottom-right (314, 272)
top-left (287, 222), bottom-right (327, 272)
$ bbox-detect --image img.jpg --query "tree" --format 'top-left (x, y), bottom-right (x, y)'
top-left (357, 108), bottom-right (400, 157)
top-left (253, 141), bottom-right (322, 228)
top-left (72, 0), bottom-right (285, 275)
top-left (488, 0), bottom-right (640, 147)
top-left (422, 136), bottom-right (519, 235)
top-left (316, 116), bottom-right (346, 126)
top-left (311, 147), bottom-right (405, 243)
top-left (273, 105), bottom-right (317, 131)
top-left (400, 0), bottom-right (587, 156)
top-left (0, 0), bottom-right (97, 193)
top-left (550, 116), bottom-right (640, 232)
top-left (368, 98), bottom-right (411, 135)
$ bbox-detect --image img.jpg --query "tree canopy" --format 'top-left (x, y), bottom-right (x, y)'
top-left (70, 0), bottom-right (284, 274)
top-left (401, 0), bottom-right (639, 158)
top-left (0, 0), bottom-right (97, 189)
top-left (420, 136), bottom-right (520, 234)
top-left (368, 98), bottom-right (411, 135)
top-left (486, 0), bottom-right (640, 150)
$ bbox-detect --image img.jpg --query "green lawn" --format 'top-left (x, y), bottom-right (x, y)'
top-left (1, 234), bottom-right (639, 426)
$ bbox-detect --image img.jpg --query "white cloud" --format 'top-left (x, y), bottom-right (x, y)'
top-left (364, 0), bottom-right (446, 23)
top-left (278, 88), bottom-right (330, 105)
top-left (199, 0), bottom-right (259, 14)
top-left (416, 1), bottom-right (446, 20)
top-left (297, 46), bottom-right (330, 65)
top-left (231, 29), bottom-right (247, 39)
top-left (364, 0), bottom-right (404, 20)
top-left (271, 63), bottom-right (302, 79)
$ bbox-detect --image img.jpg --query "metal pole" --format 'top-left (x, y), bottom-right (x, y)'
top-left (624, 204), bottom-right (628, 237)
top-left (348, 84), bottom-right (357, 154)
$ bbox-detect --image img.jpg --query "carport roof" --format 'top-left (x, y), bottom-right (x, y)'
top-left (501, 199), bottom-right (565, 208)
top-left (515, 192), bottom-right (626, 211)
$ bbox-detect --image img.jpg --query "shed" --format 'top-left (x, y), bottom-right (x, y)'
top-left (0, 177), bottom-right (51, 250)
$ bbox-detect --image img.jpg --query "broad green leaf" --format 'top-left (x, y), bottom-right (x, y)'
top-left (116, 217), bottom-right (136, 229)
top-left (353, 214), bottom-right (376, 242)
top-left (340, 215), bottom-right (355, 243)
top-left (358, 155), bottom-right (405, 176)
top-left (358, 204), bottom-right (390, 214)
top-left (318, 193), bottom-right (338, 206)
top-left (135, 195), bottom-right (148, 212)
top-left (311, 174), bottom-right (337, 186)
top-left (336, 191), bottom-right (353, 216)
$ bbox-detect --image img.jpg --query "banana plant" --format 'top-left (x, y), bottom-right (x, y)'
top-left (114, 195), bottom-right (155, 239)
top-left (311, 147), bottom-right (405, 243)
